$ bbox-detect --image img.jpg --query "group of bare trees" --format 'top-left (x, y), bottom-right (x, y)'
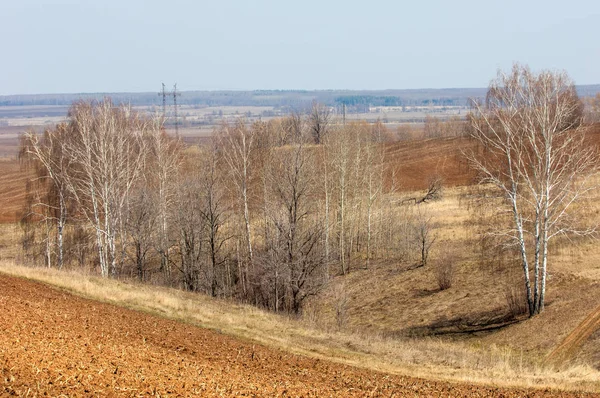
top-left (19, 65), bottom-right (599, 318)
top-left (20, 98), bottom-right (423, 314)
top-left (21, 101), bottom-right (170, 277)
top-left (467, 64), bottom-right (598, 316)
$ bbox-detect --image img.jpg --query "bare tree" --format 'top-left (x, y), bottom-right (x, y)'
top-left (126, 187), bottom-right (157, 281)
top-left (217, 120), bottom-right (255, 267)
top-left (325, 122), bottom-right (372, 273)
top-left (327, 128), bottom-right (352, 274)
top-left (418, 175), bottom-right (444, 204)
top-left (414, 207), bottom-right (436, 267)
top-left (309, 101), bottom-right (331, 144)
top-left (467, 64), bottom-right (598, 316)
top-left (174, 173), bottom-right (204, 291)
top-left (148, 123), bottom-right (182, 280)
top-left (364, 125), bottom-right (385, 269)
top-left (267, 140), bottom-right (325, 313)
top-left (61, 100), bottom-right (150, 277)
top-left (21, 125), bottom-right (72, 269)
top-left (22, 100), bottom-right (156, 277)
top-left (199, 142), bottom-right (231, 297)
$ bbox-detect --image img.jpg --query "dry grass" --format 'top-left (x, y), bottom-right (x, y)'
top-left (3, 132), bottom-right (600, 392)
top-left (1, 260), bottom-right (599, 393)
top-left (313, 187), bottom-right (600, 372)
top-left (0, 224), bottom-right (21, 261)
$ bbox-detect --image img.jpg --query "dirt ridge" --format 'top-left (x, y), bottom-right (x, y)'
top-left (548, 304), bottom-right (600, 363)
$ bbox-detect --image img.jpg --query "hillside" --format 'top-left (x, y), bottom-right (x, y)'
top-left (0, 159), bottom-right (32, 224)
top-left (1, 264), bottom-right (599, 395)
top-left (2, 131), bottom-right (600, 393)
top-left (312, 187), bottom-right (600, 357)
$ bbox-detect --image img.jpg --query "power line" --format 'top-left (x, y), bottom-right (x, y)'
top-left (157, 82), bottom-right (181, 137)
top-left (158, 83), bottom-right (167, 117)
top-left (172, 83), bottom-right (181, 138)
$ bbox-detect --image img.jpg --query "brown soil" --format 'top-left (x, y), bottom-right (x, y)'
top-left (384, 136), bottom-right (477, 191)
top-left (0, 275), bottom-right (596, 397)
top-left (0, 159), bottom-right (31, 224)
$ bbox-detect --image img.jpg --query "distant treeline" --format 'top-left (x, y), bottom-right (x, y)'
top-left (3, 86), bottom-right (599, 112)
top-left (0, 88), bottom-right (488, 109)
top-left (334, 95), bottom-right (465, 110)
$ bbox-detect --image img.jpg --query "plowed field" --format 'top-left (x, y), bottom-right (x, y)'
top-left (0, 275), bottom-right (596, 397)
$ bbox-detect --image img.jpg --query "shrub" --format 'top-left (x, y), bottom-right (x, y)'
top-left (434, 254), bottom-right (455, 290)
top-left (505, 284), bottom-right (529, 318)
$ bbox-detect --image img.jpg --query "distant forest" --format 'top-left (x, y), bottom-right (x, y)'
top-left (4, 86), bottom-right (600, 116)
top-left (1, 88), bottom-right (490, 109)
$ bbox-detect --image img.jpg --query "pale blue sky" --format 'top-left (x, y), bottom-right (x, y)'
top-left (2, 0), bottom-right (599, 95)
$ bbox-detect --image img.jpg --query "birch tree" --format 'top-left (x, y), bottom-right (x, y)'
top-left (148, 125), bottom-right (182, 279)
top-left (326, 127), bottom-right (353, 274)
top-left (364, 123), bottom-right (385, 268)
top-left (21, 124), bottom-right (72, 269)
top-left (217, 120), bottom-right (255, 266)
top-left (62, 100), bottom-right (150, 277)
top-left (468, 64), bottom-right (598, 316)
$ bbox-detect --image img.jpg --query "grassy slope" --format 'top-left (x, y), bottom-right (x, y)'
top-left (313, 189), bottom-right (600, 358)
top-left (2, 134), bottom-right (600, 391)
top-left (1, 261), bottom-right (599, 393)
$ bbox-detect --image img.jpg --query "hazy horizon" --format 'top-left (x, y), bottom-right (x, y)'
top-left (2, 0), bottom-right (600, 96)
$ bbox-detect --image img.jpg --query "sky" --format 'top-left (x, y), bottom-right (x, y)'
top-left (1, 0), bottom-right (600, 95)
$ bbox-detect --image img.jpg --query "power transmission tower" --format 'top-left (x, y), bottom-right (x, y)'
top-left (158, 83), bottom-right (167, 117)
top-left (172, 83), bottom-right (181, 138)
top-left (157, 83), bottom-right (182, 137)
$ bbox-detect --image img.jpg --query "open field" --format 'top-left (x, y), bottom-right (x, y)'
top-left (1, 265), bottom-right (599, 396)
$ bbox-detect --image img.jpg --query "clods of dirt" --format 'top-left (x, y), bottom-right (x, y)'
top-left (0, 275), bottom-right (596, 397)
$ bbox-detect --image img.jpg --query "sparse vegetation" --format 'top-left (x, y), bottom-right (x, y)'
top-left (505, 282), bottom-right (529, 318)
top-left (3, 64), bottom-right (600, 394)
top-left (433, 251), bottom-right (455, 291)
